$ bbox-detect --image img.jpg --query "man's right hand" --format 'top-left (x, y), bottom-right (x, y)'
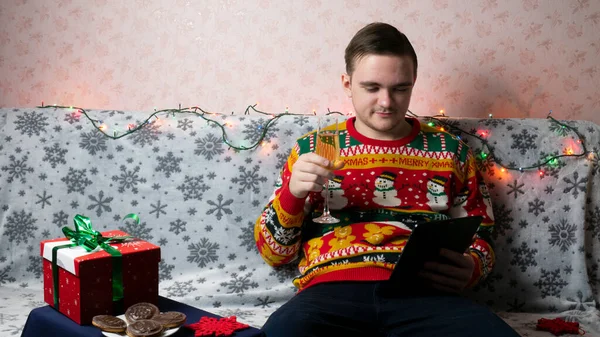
top-left (288, 153), bottom-right (344, 199)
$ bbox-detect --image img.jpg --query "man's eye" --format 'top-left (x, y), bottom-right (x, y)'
top-left (365, 87), bottom-right (378, 92)
top-left (395, 88), bottom-right (409, 92)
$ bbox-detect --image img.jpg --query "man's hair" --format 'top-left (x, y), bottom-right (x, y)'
top-left (344, 22), bottom-right (418, 78)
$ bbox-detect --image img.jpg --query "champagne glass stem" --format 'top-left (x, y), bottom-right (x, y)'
top-left (323, 181), bottom-right (331, 217)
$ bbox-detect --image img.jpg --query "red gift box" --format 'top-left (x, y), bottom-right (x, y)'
top-left (41, 230), bottom-right (160, 325)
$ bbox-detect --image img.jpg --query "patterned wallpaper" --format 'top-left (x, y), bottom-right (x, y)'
top-left (0, 0), bottom-right (599, 123)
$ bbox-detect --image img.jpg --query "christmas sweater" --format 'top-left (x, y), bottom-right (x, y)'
top-left (254, 117), bottom-right (495, 290)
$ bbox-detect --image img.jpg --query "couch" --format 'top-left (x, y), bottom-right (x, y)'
top-left (0, 106), bottom-right (598, 336)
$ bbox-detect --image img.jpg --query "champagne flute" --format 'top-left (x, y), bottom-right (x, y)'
top-left (313, 116), bottom-right (340, 224)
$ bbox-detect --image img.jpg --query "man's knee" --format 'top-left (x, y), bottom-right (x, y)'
top-left (261, 303), bottom-right (342, 337)
top-left (261, 312), bottom-right (320, 337)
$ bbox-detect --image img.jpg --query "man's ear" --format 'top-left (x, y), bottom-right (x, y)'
top-left (342, 73), bottom-right (352, 98)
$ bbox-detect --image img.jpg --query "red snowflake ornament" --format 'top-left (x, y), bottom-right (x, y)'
top-left (536, 317), bottom-right (585, 336)
top-left (186, 316), bottom-right (250, 336)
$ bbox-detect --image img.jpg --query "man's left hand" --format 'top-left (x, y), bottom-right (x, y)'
top-left (417, 248), bottom-right (474, 293)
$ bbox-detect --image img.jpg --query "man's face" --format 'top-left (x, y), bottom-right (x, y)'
top-left (342, 54), bottom-right (416, 140)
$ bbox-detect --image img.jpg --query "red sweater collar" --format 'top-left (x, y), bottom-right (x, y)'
top-left (345, 116), bottom-right (420, 147)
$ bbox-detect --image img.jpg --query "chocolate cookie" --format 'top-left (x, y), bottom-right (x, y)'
top-left (126, 319), bottom-right (164, 337)
top-left (152, 311), bottom-right (186, 328)
top-left (125, 302), bottom-right (159, 323)
top-left (92, 315), bottom-right (127, 333)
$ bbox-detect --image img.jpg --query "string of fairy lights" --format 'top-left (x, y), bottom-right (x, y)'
top-left (37, 103), bottom-right (596, 176)
top-left (39, 103), bottom-right (344, 151)
top-left (407, 109), bottom-right (595, 177)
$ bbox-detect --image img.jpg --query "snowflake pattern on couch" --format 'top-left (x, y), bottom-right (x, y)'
top-left (0, 108), bottom-right (599, 336)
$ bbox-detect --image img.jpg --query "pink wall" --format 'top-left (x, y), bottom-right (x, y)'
top-left (1, 0), bottom-right (599, 123)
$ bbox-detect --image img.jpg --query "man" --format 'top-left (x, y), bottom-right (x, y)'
top-left (254, 22), bottom-right (520, 337)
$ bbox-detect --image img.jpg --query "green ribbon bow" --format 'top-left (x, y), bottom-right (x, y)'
top-left (51, 214), bottom-right (138, 311)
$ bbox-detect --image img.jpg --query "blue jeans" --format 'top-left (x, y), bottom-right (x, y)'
top-left (261, 281), bottom-right (521, 337)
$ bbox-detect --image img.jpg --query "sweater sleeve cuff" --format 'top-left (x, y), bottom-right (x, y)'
top-left (467, 251), bottom-right (483, 288)
top-left (277, 184), bottom-right (307, 215)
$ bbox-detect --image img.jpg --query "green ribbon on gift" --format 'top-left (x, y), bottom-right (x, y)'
top-left (51, 214), bottom-right (138, 311)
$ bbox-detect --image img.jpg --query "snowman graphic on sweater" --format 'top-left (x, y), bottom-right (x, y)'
top-left (373, 171), bottom-right (401, 207)
top-left (325, 175), bottom-right (348, 210)
top-left (426, 175), bottom-right (449, 212)
top-left (451, 187), bottom-right (470, 215)
top-left (479, 181), bottom-right (495, 221)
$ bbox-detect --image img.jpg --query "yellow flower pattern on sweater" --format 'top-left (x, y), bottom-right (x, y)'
top-left (362, 223), bottom-right (397, 245)
top-left (307, 238), bottom-right (324, 262)
top-left (328, 226), bottom-right (356, 251)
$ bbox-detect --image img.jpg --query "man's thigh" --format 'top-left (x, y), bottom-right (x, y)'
top-left (261, 282), bottom-right (381, 337)
top-left (378, 292), bottom-right (521, 337)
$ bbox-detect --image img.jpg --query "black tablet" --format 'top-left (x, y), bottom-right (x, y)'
top-left (388, 216), bottom-right (483, 284)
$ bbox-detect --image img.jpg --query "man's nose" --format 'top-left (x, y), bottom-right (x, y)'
top-left (378, 90), bottom-right (391, 108)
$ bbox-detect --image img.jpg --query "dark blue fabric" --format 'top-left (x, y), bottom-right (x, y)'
top-left (261, 281), bottom-right (522, 337)
top-left (22, 296), bottom-right (263, 337)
